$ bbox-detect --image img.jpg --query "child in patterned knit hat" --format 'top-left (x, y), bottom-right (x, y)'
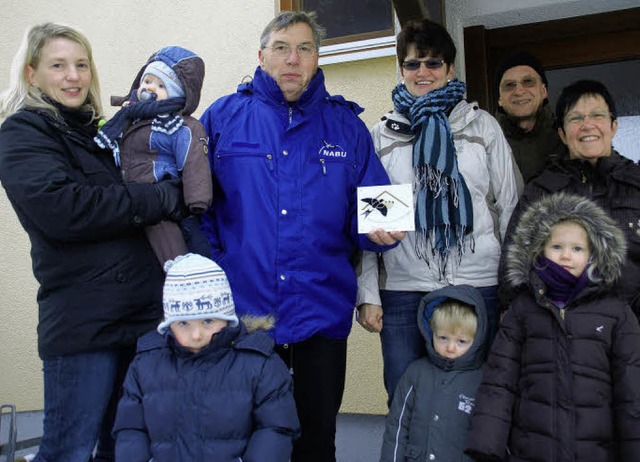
top-left (113, 254), bottom-right (300, 461)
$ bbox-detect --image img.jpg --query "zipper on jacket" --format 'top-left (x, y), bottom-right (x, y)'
top-left (320, 158), bottom-right (327, 175)
top-left (559, 308), bottom-right (565, 320)
top-left (266, 153), bottom-right (274, 171)
top-left (289, 106), bottom-right (293, 124)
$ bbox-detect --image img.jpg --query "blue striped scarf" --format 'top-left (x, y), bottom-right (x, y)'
top-left (392, 79), bottom-right (473, 278)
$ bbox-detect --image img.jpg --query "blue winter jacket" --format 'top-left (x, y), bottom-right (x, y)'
top-left (200, 67), bottom-right (394, 344)
top-left (113, 322), bottom-right (300, 462)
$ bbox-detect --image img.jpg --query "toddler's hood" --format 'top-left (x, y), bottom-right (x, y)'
top-left (120, 46), bottom-right (204, 116)
top-left (418, 285), bottom-right (488, 371)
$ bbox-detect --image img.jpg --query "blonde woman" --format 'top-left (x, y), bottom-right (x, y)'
top-left (0, 23), bottom-right (184, 461)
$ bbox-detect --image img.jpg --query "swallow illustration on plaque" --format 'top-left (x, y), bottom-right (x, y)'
top-left (361, 197), bottom-right (395, 218)
top-left (357, 184), bottom-right (415, 233)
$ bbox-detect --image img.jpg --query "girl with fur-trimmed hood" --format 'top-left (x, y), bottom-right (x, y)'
top-left (465, 193), bottom-right (640, 462)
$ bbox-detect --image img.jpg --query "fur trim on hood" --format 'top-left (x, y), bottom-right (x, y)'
top-left (506, 192), bottom-right (627, 289)
top-left (241, 314), bottom-right (275, 333)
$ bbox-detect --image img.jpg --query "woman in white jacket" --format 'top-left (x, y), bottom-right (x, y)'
top-left (357, 18), bottom-right (520, 404)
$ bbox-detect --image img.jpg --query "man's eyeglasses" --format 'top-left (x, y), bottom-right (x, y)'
top-left (565, 111), bottom-right (611, 126)
top-left (265, 43), bottom-right (317, 59)
top-left (500, 77), bottom-right (539, 92)
top-left (401, 58), bottom-right (445, 71)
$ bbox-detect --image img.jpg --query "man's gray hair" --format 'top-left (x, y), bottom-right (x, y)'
top-left (260, 11), bottom-right (327, 50)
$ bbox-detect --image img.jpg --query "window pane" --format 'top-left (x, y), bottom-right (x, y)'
top-left (300, 0), bottom-right (393, 41)
top-left (614, 116), bottom-right (640, 163)
top-left (547, 60), bottom-right (640, 118)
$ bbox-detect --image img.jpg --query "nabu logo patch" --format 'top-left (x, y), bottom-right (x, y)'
top-left (318, 139), bottom-right (347, 158)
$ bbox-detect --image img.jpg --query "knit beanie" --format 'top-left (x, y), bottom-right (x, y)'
top-left (495, 51), bottom-right (548, 92)
top-left (141, 60), bottom-right (185, 99)
top-left (158, 254), bottom-right (239, 334)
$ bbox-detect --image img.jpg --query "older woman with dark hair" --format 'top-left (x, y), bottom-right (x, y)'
top-left (356, 18), bottom-right (520, 403)
top-left (505, 79), bottom-right (640, 318)
top-left (0, 23), bottom-right (185, 461)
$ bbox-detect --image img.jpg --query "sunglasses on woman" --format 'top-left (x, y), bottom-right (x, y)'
top-left (402, 58), bottom-right (445, 71)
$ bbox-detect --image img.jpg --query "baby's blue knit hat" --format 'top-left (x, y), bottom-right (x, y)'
top-left (141, 60), bottom-right (185, 99)
top-left (158, 254), bottom-right (239, 334)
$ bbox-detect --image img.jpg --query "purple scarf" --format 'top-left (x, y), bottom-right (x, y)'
top-left (533, 256), bottom-right (590, 305)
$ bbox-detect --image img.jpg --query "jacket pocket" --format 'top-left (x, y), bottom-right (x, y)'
top-left (405, 443), bottom-right (425, 460)
top-left (216, 142), bottom-right (275, 172)
top-left (307, 140), bottom-right (356, 176)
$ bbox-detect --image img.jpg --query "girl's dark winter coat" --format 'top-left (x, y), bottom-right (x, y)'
top-left (466, 193), bottom-right (640, 462)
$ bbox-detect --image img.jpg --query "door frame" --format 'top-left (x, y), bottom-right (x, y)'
top-left (463, 7), bottom-right (640, 113)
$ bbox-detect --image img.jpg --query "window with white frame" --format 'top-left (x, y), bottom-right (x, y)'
top-left (280, 0), bottom-right (397, 64)
top-left (299, 0), bottom-right (395, 45)
top-left (280, 0), bottom-right (445, 64)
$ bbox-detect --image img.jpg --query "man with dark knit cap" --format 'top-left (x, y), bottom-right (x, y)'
top-left (495, 51), bottom-right (564, 183)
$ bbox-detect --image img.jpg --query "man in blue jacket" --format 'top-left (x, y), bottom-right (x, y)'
top-left (200, 10), bottom-right (403, 462)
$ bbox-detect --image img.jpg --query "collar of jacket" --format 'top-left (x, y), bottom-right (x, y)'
top-left (553, 150), bottom-right (627, 180)
top-left (168, 323), bottom-right (242, 358)
top-left (240, 66), bottom-right (330, 113)
top-left (138, 321), bottom-right (275, 358)
top-left (382, 101), bottom-right (477, 141)
top-left (135, 324), bottom-right (241, 356)
top-left (529, 272), bottom-right (601, 312)
top-left (448, 99), bottom-right (480, 133)
top-left (534, 154), bottom-right (606, 191)
top-left (382, 111), bottom-right (414, 140)
top-left (497, 103), bottom-right (555, 140)
top-left (27, 106), bottom-right (98, 150)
